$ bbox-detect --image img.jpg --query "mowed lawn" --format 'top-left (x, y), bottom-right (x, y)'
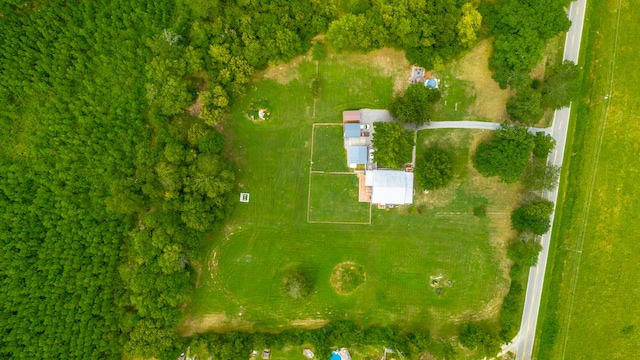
top-left (308, 173), bottom-right (370, 223)
top-left (180, 51), bottom-right (510, 336)
top-left (536, 0), bottom-right (640, 358)
top-left (311, 125), bottom-right (349, 172)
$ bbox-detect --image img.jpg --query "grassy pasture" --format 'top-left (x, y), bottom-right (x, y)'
top-left (310, 125), bottom-right (348, 172)
top-left (180, 50), bottom-right (515, 338)
top-left (535, 0), bottom-right (640, 358)
top-left (308, 173), bottom-right (370, 223)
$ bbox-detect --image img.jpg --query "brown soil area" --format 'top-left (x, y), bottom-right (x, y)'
top-left (450, 39), bottom-right (513, 121)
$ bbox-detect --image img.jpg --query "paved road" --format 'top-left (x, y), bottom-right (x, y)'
top-left (420, 121), bottom-right (549, 134)
top-left (501, 0), bottom-right (588, 359)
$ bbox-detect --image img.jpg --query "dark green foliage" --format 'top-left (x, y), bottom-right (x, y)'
top-left (506, 87), bottom-right (543, 125)
top-left (532, 132), bottom-right (556, 158)
top-left (312, 41), bottom-right (327, 61)
top-left (458, 322), bottom-right (501, 355)
top-left (0, 1), bottom-right (177, 358)
top-left (485, 0), bottom-right (571, 88)
top-left (371, 122), bottom-right (415, 169)
top-left (499, 264), bottom-right (527, 340)
top-left (542, 60), bottom-right (582, 109)
top-left (508, 238), bottom-right (544, 267)
top-left (511, 200), bottom-right (554, 235)
top-left (186, 322), bottom-right (442, 359)
top-left (416, 147), bottom-right (454, 190)
top-left (473, 204), bottom-right (487, 217)
top-left (523, 159), bottom-right (561, 192)
top-left (311, 78), bottom-right (322, 100)
top-left (199, 130), bottom-right (226, 154)
top-left (390, 84), bottom-right (441, 125)
top-left (326, 0), bottom-right (481, 68)
top-left (283, 267), bottom-right (314, 299)
top-left (473, 124), bottom-right (535, 183)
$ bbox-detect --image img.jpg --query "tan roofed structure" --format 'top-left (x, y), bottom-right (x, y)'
top-left (342, 110), bottom-right (360, 123)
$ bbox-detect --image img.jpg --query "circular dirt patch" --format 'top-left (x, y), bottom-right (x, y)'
top-left (330, 262), bottom-right (365, 295)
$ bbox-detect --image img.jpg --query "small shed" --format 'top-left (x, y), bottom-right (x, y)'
top-left (347, 146), bottom-right (368, 168)
top-left (262, 349), bottom-right (271, 359)
top-left (342, 110), bottom-right (360, 123)
top-left (344, 124), bottom-right (361, 138)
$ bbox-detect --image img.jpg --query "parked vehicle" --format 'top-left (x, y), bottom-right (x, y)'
top-left (360, 124), bottom-right (370, 130)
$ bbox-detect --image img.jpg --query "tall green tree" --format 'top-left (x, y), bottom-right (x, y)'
top-left (506, 87), bottom-right (543, 125)
top-left (542, 60), bottom-right (581, 109)
top-left (390, 84), bottom-right (441, 126)
top-left (473, 123), bottom-right (535, 183)
top-left (415, 147), bottom-right (454, 190)
top-left (511, 199), bottom-right (554, 235)
top-left (371, 121), bottom-right (415, 169)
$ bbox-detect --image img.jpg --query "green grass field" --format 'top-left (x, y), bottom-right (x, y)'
top-left (179, 51), bottom-right (515, 338)
top-left (535, 0), bottom-right (640, 358)
top-left (311, 125), bottom-right (349, 172)
top-left (308, 173), bottom-right (370, 223)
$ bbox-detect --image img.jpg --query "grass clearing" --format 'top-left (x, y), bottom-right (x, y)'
top-left (181, 49), bottom-right (517, 340)
top-left (535, 0), bottom-right (640, 358)
top-left (308, 173), bottom-right (370, 223)
top-left (311, 124), bottom-right (348, 172)
top-left (442, 39), bottom-right (513, 122)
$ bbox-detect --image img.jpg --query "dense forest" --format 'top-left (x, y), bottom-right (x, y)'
top-left (0, 0), bottom-right (570, 358)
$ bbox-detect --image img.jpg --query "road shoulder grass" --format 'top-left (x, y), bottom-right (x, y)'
top-left (535, 0), bottom-right (640, 358)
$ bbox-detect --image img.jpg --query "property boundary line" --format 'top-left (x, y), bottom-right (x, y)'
top-left (559, 0), bottom-right (622, 357)
top-left (307, 123), bottom-right (372, 225)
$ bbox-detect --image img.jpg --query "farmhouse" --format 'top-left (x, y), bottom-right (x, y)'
top-left (365, 169), bottom-right (414, 205)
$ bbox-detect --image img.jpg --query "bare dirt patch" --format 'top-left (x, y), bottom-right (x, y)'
top-left (262, 54), bottom-right (310, 84)
top-left (330, 262), bottom-right (366, 295)
top-left (290, 319), bottom-right (330, 329)
top-left (330, 48), bottom-right (411, 95)
top-left (188, 92), bottom-right (204, 117)
top-left (450, 39), bottom-right (513, 121)
top-left (178, 313), bottom-right (254, 337)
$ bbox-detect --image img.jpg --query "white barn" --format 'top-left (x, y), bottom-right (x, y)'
top-left (365, 170), bottom-right (414, 205)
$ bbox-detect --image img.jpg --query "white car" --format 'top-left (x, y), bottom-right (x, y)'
top-left (360, 124), bottom-right (370, 130)
top-left (369, 149), bottom-right (375, 161)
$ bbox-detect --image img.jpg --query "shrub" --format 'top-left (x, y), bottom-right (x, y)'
top-left (283, 267), bottom-right (313, 300)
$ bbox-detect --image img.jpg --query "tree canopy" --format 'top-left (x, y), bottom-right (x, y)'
top-left (371, 122), bottom-right (415, 169)
top-left (472, 124), bottom-right (535, 183)
top-left (485, 0), bottom-right (571, 89)
top-left (390, 84), bottom-right (441, 126)
top-left (415, 147), bottom-right (454, 190)
top-left (542, 60), bottom-right (582, 109)
top-left (506, 87), bottom-right (543, 125)
top-left (511, 200), bottom-right (555, 235)
top-left (326, 0), bottom-right (482, 68)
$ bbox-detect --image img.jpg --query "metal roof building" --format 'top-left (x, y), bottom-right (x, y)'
top-left (347, 146), bottom-right (368, 168)
top-left (342, 110), bottom-right (360, 123)
top-left (343, 123), bottom-right (361, 138)
top-left (365, 170), bottom-right (414, 205)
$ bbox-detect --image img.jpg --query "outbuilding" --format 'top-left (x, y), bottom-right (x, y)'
top-left (365, 170), bottom-right (414, 205)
